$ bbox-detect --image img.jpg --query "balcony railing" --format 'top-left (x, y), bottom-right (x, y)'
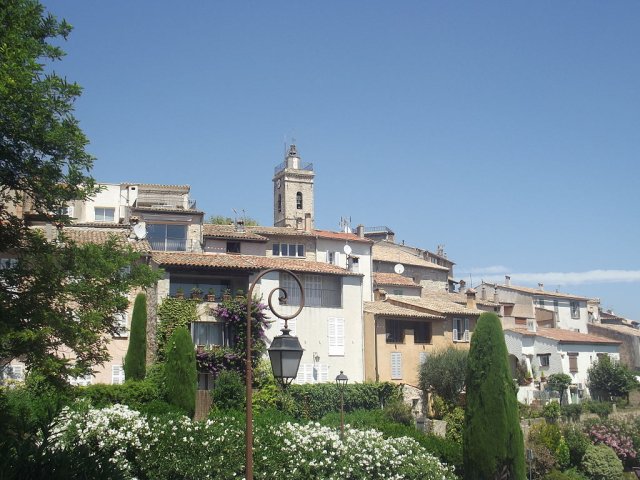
top-left (273, 161), bottom-right (314, 175)
top-left (149, 238), bottom-right (187, 251)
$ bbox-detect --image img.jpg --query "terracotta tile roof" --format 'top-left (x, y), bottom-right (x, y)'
top-left (487, 283), bottom-right (589, 301)
top-left (150, 252), bottom-right (361, 276)
top-left (506, 327), bottom-right (621, 345)
top-left (246, 226), bottom-right (372, 243)
top-left (135, 184), bottom-right (190, 192)
top-left (62, 227), bottom-right (151, 253)
top-left (202, 224), bottom-right (268, 241)
top-left (373, 242), bottom-right (449, 271)
top-left (387, 295), bottom-right (482, 316)
top-left (425, 291), bottom-right (500, 308)
top-left (72, 222), bottom-right (130, 228)
top-left (373, 272), bottom-right (420, 288)
top-left (591, 323), bottom-right (640, 338)
top-left (364, 301), bottom-right (445, 320)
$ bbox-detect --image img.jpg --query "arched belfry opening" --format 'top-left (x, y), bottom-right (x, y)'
top-left (273, 144), bottom-right (315, 229)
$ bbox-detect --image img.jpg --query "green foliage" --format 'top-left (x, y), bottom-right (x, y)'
top-left (561, 403), bottom-right (583, 422)
top-left (463, 312), bottom-right (525, 480)
top-left (543, 401), bottom-right (562, 422)
top-left (529, 422), bottom-right (570, 472)
top-left (582, 400), bottom-right (613, 419)
top-left (383, 399), bottom-right (413, 426)
top-left (208, 215), bottom-right (259, 226)
top-left (211, 370), bottom-right (245, 411)
top-left (588, 354), bottom-right (639, 402)
top-left (580, 444), bottom-right (624, 480)
top-left (124, 293), bottom-right (147, 381)
top-left (165, 327), bottom-right (197, 417)
top-left (543, 469), bottom-right (589, 480)
top-left (444, 405), bottom-right (465, 445)
top-left (563, 424), bottom-right (592, 468)
top-left (419, 347), bottom-right (468, 406)
top-left (283, 381), bottom-right (402, 420)
top-left (156, 298), bottom-right (198, 359)
top-left (0, 0), bottom-right (159, 386)
top-left (319, 408), bottom-right (463, 474)
top-left (547, 373), bottom-right (573, 405)
top-left (76, 379), bottom-right (161, 409)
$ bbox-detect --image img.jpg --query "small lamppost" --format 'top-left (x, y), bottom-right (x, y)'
top-left (335, 370), bottom-right (348, 439)
top-left (245, 268), bottom-right (305, 480)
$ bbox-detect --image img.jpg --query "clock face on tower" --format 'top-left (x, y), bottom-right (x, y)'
top-left (276, 179), bottom-right (281, 189)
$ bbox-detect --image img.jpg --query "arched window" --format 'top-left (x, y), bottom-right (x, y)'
top-left (296, 192), bottom-right (303, 209)
top-left (278, 194), bottom-right (282, 212)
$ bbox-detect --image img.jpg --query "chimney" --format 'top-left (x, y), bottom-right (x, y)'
top-left (374, 288), bottom-right (388, 301)
top-left (494, 286), bottom-right (499, 303)
top-left (466, 288), bottom-right (477, 310)
top-left (505, 275), bottom-right (511, 286)
top-left (459, 279), bottom-right (467, 293)
top-left (481, 286), bottom-right (486, 301)
top-left (538, 283), bottom-right (544, 290)
top-left (356, 224), bottom-right (364, 238)
top-left (304, 213), bottom-right (312, 232)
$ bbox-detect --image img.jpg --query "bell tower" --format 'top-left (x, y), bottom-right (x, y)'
top-left (273, 144), bottom-right (315, 230)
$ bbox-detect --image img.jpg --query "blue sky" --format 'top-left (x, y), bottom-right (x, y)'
top-left (43, 1), bottom-right (640, 319)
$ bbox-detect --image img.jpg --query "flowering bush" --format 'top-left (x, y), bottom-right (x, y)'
top-left (586, 422), bottom-right (636, 462)
top-left (49, 404), bottom-right (458, 479)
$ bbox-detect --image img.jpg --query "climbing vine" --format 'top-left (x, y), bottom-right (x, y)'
top-left (196, 295), bottom-right (271, 382)
top-left (156, 298), bottom-right (199, 360)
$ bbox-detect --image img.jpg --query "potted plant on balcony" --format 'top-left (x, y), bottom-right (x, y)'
top-left (205, 288), bottom-right (216, 302)
top-left (191, 286), bottom-right (203, 300)
top-left (175, 287), bottom-right (185, 299)
top-left (222, 288), bottom-right (232, 301)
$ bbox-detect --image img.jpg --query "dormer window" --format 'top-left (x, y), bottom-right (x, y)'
top-left (296, 192), bottom-right (303, 209)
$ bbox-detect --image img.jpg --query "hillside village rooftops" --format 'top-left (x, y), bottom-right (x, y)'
top-left (427, 291), bottom-right (500, 308)
top-left (202, 224), bottom-right (268, 241)
top-left (373, 272), bottom-right (420, 288)
top-left (364, 301), bottom-right (445, 320)
top-left (387, 294), bottom-right (482, 316)
top-left (506, 327), bottom-right (621, 345)
top-left (151, 252), bottom-right (362, 276)
top-left (592, 323), bottom-right (640, 338)
top-left (59, 227), bottom-right (151, 252)
top-left (488, 283), bottom-right (590, 301)
top-left (201, 225), bottom-right (372, 243)
top-left (372, 241), bottom-right (450, 271)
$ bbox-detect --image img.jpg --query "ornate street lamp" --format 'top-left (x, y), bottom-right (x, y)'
top-left (245, 268), bottom-right (305, 480)
top-left (335, 370), bottom-right (348, 439)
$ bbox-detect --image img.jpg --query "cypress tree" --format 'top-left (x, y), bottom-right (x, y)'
top-left (165, 326), bottom-right (197, 417)
top-left (124, 293), bottom-right (147, 381)
top-left (463, 312), bottom-right (525, 479)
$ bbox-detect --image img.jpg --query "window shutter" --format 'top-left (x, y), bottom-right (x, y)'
top-left (391, 352), bottom-right (402, 380)
top-left (328, 317), bottom-right (345, 356)
top-left (464, 318), bottom-right (470, 342)
top-left (112, 365), bottom-right (125, 385)
top-left (452, 318), bottom-right (459, 342)
top-left (295, 364), bottom-right (314, 384)
top-left (319, 363), bottom-right (329, 382)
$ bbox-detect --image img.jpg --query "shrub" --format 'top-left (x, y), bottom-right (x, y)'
top-left (561, 403), bottom-right (582, 422)
top-left (463, 312), bottom-right (525, 480)
top-left (529, 422), bottom-right (570, 473)
top-left (383, 399), bottom-right (413, 426)
top-left (78, 379), bottom-right (161, 409)
top-left (586, 421), bottom-right (636, 463)
top-left (211, 370), bottom-right (245, 411)
top-left (580, 444), bottom-right (623, 480)
top-left (543, 469), bottom-right (589, 480)
top-left (582, 400), bottom-right (612, 419)
top-left (443, 405), bottom-right (465, 444)
top-left (124, 293), bottom-right (147, 381)
top-left (547, 374), bottom-right (572, 405)
top-left (563, 424), bottom-right (592, 468)
top-left (165, 327), bottom-right (197, 417)
top-left (543, 401), bottom-right (561, 422)
top-left (419, 347), bottom-right (468, 406)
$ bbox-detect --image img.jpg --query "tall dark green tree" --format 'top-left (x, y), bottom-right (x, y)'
top-left (165, 326), bottom-right (197, 417)
top-left (124, 293), bottom-right (147, 381)
top-left (463, 312), bottom-right (525, 480)
top-left (0, 0), bottom-right (158, 384)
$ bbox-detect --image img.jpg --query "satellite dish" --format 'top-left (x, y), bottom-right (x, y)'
top-left (394, 263), bottom-right (405, 274)
top-left (133, 223), bottom-right (147, 240)
top-left (343, 244), bottom-right (352, 255)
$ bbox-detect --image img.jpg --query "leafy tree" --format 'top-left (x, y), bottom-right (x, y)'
top-left (208, 215), bottom-right (259, 226)
top-left (0, 0), bottom-right (158, 385)
top-left (587, 355), bottom-right (639, 402)
top-left (165, 327), bottom-right (197, 417)
top-left (463, 312), bottom-right (525, 480)
top-left (547, 373), bottom-right (572, 405)
top-left (419, 347), bottom-right (468, 407)
top-left (124, 293), bottom-right (147, 381)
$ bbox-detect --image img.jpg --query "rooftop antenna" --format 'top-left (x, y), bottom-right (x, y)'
top-left (339, 216), bottom-right (352, 233)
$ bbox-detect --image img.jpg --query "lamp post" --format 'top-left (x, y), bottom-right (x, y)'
top-left (245, 268), bottom-right (305, 480)
top-left (335, 370), bottom-right (348, 439)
